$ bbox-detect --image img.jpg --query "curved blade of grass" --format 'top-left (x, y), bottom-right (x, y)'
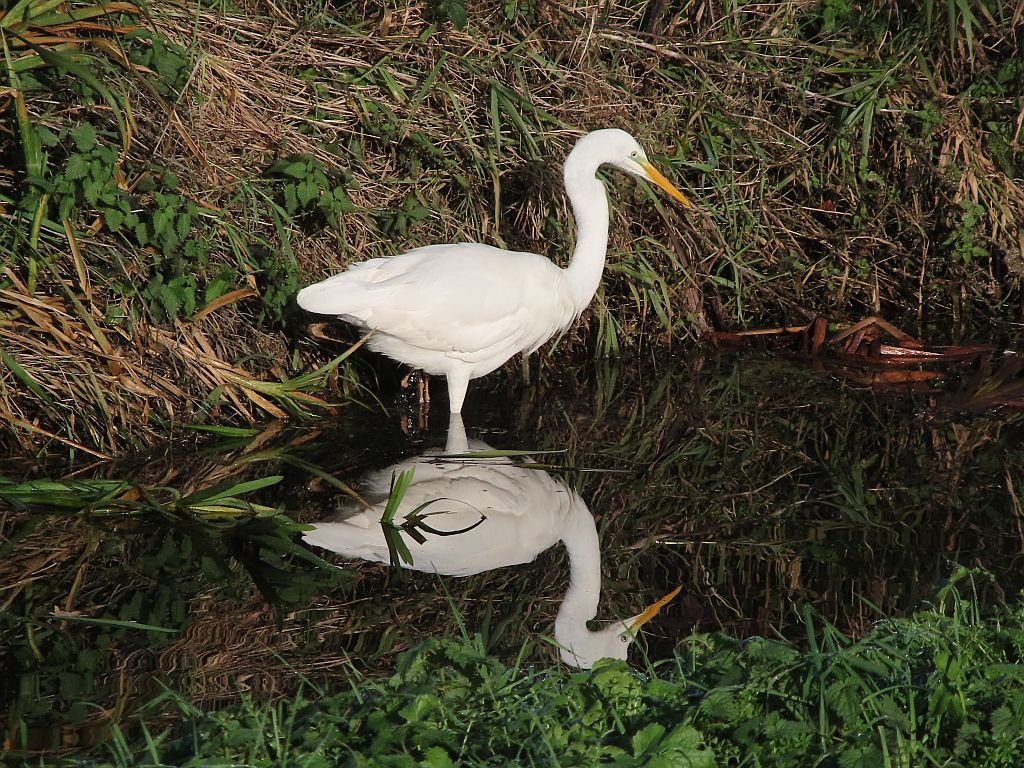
top-left (380, 468), bottom-right (415, 566)
top-left (26, 2), bottom-right (141, 28)
top-left (0, 0), bottom-right (66, 29)
top-left (213, 332), bottom-right (375, 417)
top-left (405, 500), bottom-right (486, 538)
top-left (47, 614), bottom-right (177, 633)
top-left (1, 349), bottom-right (55, 405)
top-left (177, 475), bottom-right (283, 506)
top-left (441, 448), bottom-right (566, 458)
top-left (184, 424), bottom-right (263, 437)
top-left (279, 455), bottom-right (359, 498)
top-left (0, 477), bottom-right (133, 510)
top-left (182, 500), bottom-right (280, 518)
top-left (11, 33), bottom-right (129, 144)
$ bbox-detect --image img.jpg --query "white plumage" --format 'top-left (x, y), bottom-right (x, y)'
top-left (297, 129), bottom-right (690, 412)
top-left (303, 414), bottom-right (680, 668)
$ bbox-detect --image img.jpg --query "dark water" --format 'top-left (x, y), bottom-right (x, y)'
top-left (2, 349), bottom-right (1023, 752)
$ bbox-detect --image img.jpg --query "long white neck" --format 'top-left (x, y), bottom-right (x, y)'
top-left (562, 147), bottom-right (611, 315)
top-left (553, 494), bottom-right (604, 656)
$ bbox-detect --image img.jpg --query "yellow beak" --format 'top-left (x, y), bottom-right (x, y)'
top-left (639, 160), bottom-right (692, 208)
top-left (628, 585), bottom-right (683, 632)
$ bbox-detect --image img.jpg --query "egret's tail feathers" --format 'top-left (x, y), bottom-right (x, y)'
top-left (296, 276), bottom-right (359, 315)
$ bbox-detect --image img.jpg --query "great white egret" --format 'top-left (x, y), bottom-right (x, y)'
top-left (296, 129), bottom-right (691, 413)
top-left (303, 413), bottom-right (680, 669)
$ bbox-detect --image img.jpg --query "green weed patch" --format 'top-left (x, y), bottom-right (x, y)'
top-left (33, 570), bottom-right (1024, 767)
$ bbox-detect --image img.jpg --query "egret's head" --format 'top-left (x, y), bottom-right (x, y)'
top-left (557, 586), bottom-right (683, 669)
top-left (574, 128), bottom-right (692, 208)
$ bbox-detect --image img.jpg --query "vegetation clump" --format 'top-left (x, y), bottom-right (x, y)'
top-left (29, 571), bottom-right (1022, 767)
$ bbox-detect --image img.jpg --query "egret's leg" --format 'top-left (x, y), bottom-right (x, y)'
top-left (417, 373), bottom-right (430, 431)
top-left (445, 413), bottom-right (469, 453)
top-left (446, 371), bottom-right (470, 414)
top-left (400, 369), bottom-right (431, 408)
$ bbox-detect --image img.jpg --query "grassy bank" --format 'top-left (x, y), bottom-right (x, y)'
top-left (4, 569), bottom-right (1021, 766)
top-left (1, 0), bottom-right (1022, 456)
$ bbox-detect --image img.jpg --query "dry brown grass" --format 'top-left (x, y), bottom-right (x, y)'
top-left (152, 0), bottom-right (708, 260)
top-left (0, 256), bottom-right (301, 458)
top-left (2, 0), bottom-right (1021, 458)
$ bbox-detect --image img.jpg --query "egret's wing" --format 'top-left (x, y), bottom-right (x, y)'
top-left (304, 467), bottom-right (571, 576)
top-left (298, 244), bottom-right (570, 355)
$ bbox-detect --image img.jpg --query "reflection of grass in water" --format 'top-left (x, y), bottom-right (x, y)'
top-left (513, 350), bottom-right (1024, 640)
top-left (0, 450), bottom-right (348, 752)
top-left (57, 568), bottom-right (1024, 767)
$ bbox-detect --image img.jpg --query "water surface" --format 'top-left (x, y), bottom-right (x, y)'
top-left (2, 349), bottom-right (1023, 753)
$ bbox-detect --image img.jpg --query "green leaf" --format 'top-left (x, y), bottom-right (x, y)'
top-left (838, 744), bottom-right (884, 768)
top-left (399, 693), bottom-right (438, 723)
top-left (176, 209), bottom-right (192, 240)
top-left (990, 705), bottom-right (1015, 738)
top-left (157, 282), bottom-right (179, 318)
top-left (657, 726), bottom-right (716, 767)
top-left (152, 206), bottom-right (170, 238)
top-left (297, 178), bottom-right (317, 206)
top-left (71, 122), bottom-right (97, 151)
top-left (423, 746), bottom-right (454, 768)
top-left (36, 124), bottom-right (59, 147)
top-left (446, 0), bottom-right (467, 28)
top-left (330, 186), bottom-right (355, 213)
top-left (283, 184), bottom-right (298, 213)
top-left (162, 169), bottom-right (179, 189)
top-left (65, 153), bottom-right (89, 181)
top-left (272, 160), bottom-right (309, 178)
top-left (632, 723), bottom-right (665, 756)
top-left (105, 207), bottom-right (124, 231)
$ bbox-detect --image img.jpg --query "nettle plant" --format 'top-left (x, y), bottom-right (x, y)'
top-left (265, 154), bottom-right (355, 230)
top-left (3, 0), bottom-right (195, 309)
top-left (3, 2), bottom-right (187, 220)
top-left (2, 2), bottom-right (342, 326)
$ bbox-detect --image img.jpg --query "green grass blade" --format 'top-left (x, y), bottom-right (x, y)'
top-left (178, 475), bottom-right (283, 506)
top-left (1, 349), bottom-right (54, 405)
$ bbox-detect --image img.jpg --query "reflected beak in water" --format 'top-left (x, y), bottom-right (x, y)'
top-left (627, 585), bottom-right (683, 633)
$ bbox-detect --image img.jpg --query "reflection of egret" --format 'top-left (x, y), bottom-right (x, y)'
top-left (303, 414), bottom-right (678, 669)
top-left (296, 129), bottom-right (690, 413)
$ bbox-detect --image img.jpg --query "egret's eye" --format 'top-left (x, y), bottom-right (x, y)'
top-left (629, 151), bottom-right (640, 159)
top-left (620, 633), bottom-right (630, 643)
